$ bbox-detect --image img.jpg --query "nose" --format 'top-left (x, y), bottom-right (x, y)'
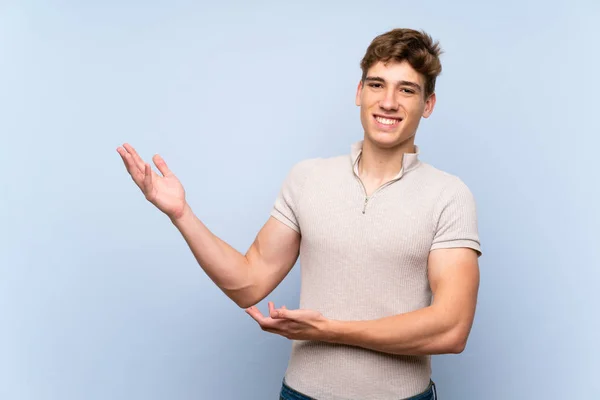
top-left (379, 87), bottom-right (399, 111)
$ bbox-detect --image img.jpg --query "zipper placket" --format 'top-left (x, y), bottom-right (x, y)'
top-left (354, 174), bottom-right (400, 214)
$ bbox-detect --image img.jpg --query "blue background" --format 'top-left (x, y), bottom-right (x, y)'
top-left (1, 1), bottom-right (598, 398)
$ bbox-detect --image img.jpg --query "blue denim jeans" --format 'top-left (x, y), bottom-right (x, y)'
top-left (279, 379), bottom-right (437, 400)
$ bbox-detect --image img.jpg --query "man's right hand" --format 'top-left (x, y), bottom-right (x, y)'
top-left (117, 143), bottom-right (188, 220)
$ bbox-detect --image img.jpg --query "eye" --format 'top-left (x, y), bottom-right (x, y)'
top-left (400, 88), bottom-right (415, 94)
top-left (368, 83), bottom-right (383, 89)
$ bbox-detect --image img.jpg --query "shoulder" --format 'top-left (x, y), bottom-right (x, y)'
top-left (415, 163), bottom-right (479, 228)
top-left (413, 163), bottom-right (478, 216)
top-left (417, 162), bottom-right (474, 197)
top-left (287, 154), bottom-right (348, 179)
top-left (280, 157), bottom-right (324, 193)
top-left (286, 157), bottom-right (323, 181)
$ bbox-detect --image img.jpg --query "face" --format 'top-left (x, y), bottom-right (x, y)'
top-left (355, 60), bottom-right (436, 149)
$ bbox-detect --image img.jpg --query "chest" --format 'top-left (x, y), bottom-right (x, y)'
top-left (297, 175), bottom-right (438, 265)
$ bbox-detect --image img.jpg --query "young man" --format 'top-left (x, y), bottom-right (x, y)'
top-left (117, 28), bottom-right (481, 400)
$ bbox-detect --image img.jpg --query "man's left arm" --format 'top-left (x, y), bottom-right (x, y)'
top-left (325, 246), bottom-right (480, 356)
top-left (245, 247), bottom-right (480, 356)
top-left (246, 179), bottom-right (481, 356)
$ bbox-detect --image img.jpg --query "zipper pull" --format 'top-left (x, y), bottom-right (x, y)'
top-left (363, 197), bottom-right (369, 214)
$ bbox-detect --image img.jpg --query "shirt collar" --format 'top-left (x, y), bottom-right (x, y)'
top-left (351, 140), bottom-right (421, 180)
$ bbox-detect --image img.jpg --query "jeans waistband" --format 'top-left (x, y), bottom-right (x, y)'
top-left (280, 379), bottom-right (437, 400)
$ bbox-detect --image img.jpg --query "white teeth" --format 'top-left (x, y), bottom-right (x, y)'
top-left (375, 116), bottom-right (399, 125)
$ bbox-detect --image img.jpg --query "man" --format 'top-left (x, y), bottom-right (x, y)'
top-left (117, 28), bottom-right (481, 400)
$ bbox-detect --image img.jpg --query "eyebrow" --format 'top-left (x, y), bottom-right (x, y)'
top-left (364, 76), bottom-right (422, 92)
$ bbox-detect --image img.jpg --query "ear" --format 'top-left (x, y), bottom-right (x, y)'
top-left (355, 80), bottom-right (364, 107)
top-left (422, 92), bottom-right (436, 118)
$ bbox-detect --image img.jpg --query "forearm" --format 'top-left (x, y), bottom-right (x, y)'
top-left (171, 204), bottom-right (253, 306)
top-left (326, 305), bottom-right (468, 356)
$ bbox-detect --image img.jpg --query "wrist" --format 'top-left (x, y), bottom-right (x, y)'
top-left (321, 319), bottom-right (345, 343)
top-left (170, 203), bottom-right (193, 225)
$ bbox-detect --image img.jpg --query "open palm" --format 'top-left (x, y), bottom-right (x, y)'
top-left (117, 143), bottom-right (187, 219)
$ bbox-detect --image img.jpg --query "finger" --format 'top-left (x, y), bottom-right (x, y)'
top-left (117, 147), bottom-right (135, 173)
top-left (143, 163), bottom-right (153, 197)
top-left (152, 154), bottom-right (172, 177)
top-left (116, 147), bottom-right (130, 171)
top-left (273, 308), bottom-right (301, 320)
top-left (245, 306), bottom-right (266, 324)
top-left (246, 306), bottom-right (288, 332)
top-left (271, 306), bottom-right (287, 319)
top-left (122, 143), bottom-right (147, 173)
top-left (117, 148), bottom-right (145, 186)
top-left (270, 302), bottom-right (288, 319)
top-left (268, 302), bottom-right (276, 317)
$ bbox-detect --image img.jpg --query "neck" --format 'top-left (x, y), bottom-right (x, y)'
top-left (358, 137), bottom-right (416, 182)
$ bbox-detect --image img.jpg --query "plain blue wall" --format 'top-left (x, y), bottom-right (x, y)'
top-left (1, 1), bottom-right (598, 399)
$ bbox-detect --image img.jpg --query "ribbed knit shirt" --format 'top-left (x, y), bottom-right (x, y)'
top-left (270, 140), bottom-right (482, 400)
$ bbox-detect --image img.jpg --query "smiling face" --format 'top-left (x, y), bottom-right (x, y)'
top-left (355, 60), bottom-right (436, 150)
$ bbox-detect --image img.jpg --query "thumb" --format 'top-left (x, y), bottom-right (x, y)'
top-left (153, 154), bottom-right (172, 177)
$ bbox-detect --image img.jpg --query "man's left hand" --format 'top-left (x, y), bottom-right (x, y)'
top-left (245, 302), bottom-right (333, 341)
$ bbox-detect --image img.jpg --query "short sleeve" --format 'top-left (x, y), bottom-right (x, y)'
top-left (430, 178), bottom-right (482, 257)
top-left (270, 159), bottom-right (315, 234)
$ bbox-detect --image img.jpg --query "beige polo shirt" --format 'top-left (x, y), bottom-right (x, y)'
top-left (270, 140), bottom-right (482, 400)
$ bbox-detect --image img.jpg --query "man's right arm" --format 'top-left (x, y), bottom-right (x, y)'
top-left (172, 204), bottom-right (300, 308)
top-left (117, 143), bottom-right (302, 309)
